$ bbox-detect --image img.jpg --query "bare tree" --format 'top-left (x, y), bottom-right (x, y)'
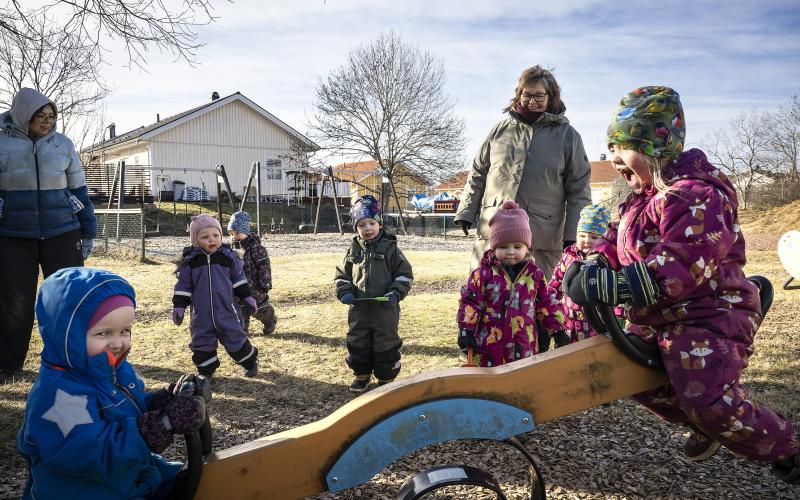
top-left (0, 13), bottom-right (110, 138)
top-left (1, 0), bottom-right (218, 68)
top-left (704, 110), bottom-right (776, 210)
top-left (311, 31), bottom-right (468, 233)
top-left (769, 94), bottom-right (800, 182)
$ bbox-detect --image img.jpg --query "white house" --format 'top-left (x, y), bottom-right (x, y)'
top-left (81, 91), bottom-right (318, 202)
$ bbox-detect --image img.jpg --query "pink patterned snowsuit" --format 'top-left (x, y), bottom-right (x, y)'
top-left (550, 245), bottom-right (625, 343)
top-left (457, 250), bottom-right (564, 367)
top-left (597, 148), bottom-right (799, 461)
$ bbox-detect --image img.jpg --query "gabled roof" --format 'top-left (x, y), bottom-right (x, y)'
top-left (435, 170), bottom-right (469, 191)
top-left (331, 160), bottom-right (429, 185)
top-left (81, 92), bottom-right (318, 153)
top-left (590, 160), bottom-right (618, 185)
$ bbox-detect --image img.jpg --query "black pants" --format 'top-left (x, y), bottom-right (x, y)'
top-left (0, 230), bottom-right (83, 371)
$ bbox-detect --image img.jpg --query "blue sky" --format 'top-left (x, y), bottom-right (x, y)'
top-left (101, 0), bottom-right (800, 167)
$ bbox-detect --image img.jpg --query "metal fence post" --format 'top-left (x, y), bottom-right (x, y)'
top-left (140, 208), bottom-right (146, 262)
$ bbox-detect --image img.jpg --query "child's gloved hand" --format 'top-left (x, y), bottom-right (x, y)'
top-left (241, 296), bottom-right (258, 315)
top-left (80, 239), bottom-right (94, 260)
top-left (163, 396), bottom-right (206, 434)
top-left (553, 330), bottom-right (571, 348)
top-left (137, 410), bottom-right (174, 453)
top-left (148, 387), bottom-right (173, 411)
top-left (172, 307), bottom-right (185, 325)
top-left (457, 329), bottom-right (479, 355)
top-left (169, 373), bottom-right (212, 402)
top-left (383, 291), bottom-right (398, 307)
top-left (565, 259), bottom-right (659, 308)
top-left (340, 293), bottom-right (355, 305)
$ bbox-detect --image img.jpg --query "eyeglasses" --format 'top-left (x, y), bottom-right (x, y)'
top-left (520, 92), bottom-right (548, 103)
top-left (33, 113), bottom-right (56, 122)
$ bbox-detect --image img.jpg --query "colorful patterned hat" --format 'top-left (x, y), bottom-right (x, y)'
top-left (577, 204), bottom-right (611, 236)
top-left (228, 211), bottom-right (252, 234)
top-left (607, 86), bottom-right (685, 159)
top-left (350, 195), bottom-right (382, 225)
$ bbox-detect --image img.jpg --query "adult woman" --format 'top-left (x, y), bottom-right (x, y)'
top-left (455, 66), bottom-right (591, 280)
top-left (0, 87), bottom-right (96, 383)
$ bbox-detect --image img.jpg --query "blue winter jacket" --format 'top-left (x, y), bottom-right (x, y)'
top-left (0, 88), bottom-right (97, 239)
top-left (17, 267), bottom-right (181, 499)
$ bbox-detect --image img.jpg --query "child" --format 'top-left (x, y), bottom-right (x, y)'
top-left (17, 267), bottom-right (206, 499)
top-left (456, 200), bottom-right (566, 367)
top-left (173, 214), bottom-right (260, 378)
top-left (565, 86), bottom-right (799, 483)
top-left (549, 204), bottom-right (612, 343)
top-left (334, 195), bottom-right (413, 393)
top-left (228, 210), bottom-right (277, 335)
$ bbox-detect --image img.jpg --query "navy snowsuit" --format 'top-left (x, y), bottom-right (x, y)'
top-left (173, 244), bottom-right (258, 375)
top-left (17, 267), bottom-right (181, 499)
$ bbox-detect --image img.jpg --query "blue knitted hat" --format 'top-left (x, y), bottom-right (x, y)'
top-left (350, 195), bottom-right (382, 225)
top-left (577, 204), bottom-right (610, 236)
top-left (228, 211), bottom-right (252, 234)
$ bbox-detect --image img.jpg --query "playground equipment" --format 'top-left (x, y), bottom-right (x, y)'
top-left (778, 230), bottom-right (800, 290)
top-left (190, 267), bottom-right (774, 499)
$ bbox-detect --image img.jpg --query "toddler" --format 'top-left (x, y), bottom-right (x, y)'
top-left (17, 267), bottom-right (205, 499)
top-left (334, 195), bottom-right (413, 392)
top-left (173, 214), bottom-right (259, 378)
top-left (456, 200), bottom-right (566, 366)
top-left (228, 210), bottom-right (277, 335)
top-left (549, 204), bottom-right (614, 343)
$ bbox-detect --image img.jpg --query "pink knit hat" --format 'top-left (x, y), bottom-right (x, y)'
top-left (88, 295), bottom-right (135, 330)
top-left (489, 200), bottom-right (532, 249)
top-left (190, 214), bottom-right (222, 246)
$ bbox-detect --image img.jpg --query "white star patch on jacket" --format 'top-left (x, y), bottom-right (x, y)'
top-left (41, 389), bottom-right (94, 437)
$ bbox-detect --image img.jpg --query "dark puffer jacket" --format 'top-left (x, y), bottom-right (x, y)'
top-left (232, 233), bottom-right (272, 304)
top-left (0, 88), bottom-right (96, 239)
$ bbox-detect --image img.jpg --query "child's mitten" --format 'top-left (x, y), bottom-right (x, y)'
top-left (148, 387), bottom-right (173, 410)
top-left (340, 293), bottom-right (355, 305)
top-left (457, 329), bottom-right (479, 355)
top-left (553, 330), bottom-right (571, 348)
top-left (163, 396), bottom-right (206, 434)
top-left (172, 307), bottom-right (185, 325)
top-left (137, 410), bottom-right (174, 453)
top-left (241, 296), bottom-right (258, 315)
top-left (383, 291), bottom-right (398, 307)
top-left (566, 259), bottom-right (659, 308)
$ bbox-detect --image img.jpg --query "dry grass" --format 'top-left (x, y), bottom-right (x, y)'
top-left (1, 246), bottom-right (799, 499)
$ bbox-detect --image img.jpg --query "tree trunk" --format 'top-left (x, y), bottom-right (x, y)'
top-left (388, 177), bottom-right (407, 235)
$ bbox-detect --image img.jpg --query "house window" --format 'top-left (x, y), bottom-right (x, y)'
top-left (264, 159), bottom-right (282, 180)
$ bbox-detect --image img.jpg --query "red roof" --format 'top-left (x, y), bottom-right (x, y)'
top-left (436, 171), bottom-right (469, 190)
top-left (331, 160), bottom-right (379, 182)
top-left (591, 160), bottom-right (618, 184)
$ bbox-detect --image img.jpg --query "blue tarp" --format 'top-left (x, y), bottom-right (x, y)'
top-left (411, 192), bottom-right (454, 211)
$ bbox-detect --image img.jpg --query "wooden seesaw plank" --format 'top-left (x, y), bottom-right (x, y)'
top-left (194, 335), bottom-right (668, 499)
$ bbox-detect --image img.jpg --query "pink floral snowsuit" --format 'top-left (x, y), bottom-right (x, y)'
top-left (550, 245), bottom-right (625, 343)
top-left (597, 148), bottom-right (799, 461)
top-left (457, 250), bottom-right (564, 367)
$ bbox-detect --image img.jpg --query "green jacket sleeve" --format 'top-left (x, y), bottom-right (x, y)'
top-left (562, 127), bottom-right (592, 241)
top-left (387, 246), bottom-right (414, 300)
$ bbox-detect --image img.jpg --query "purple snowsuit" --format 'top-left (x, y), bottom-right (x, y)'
top-left (173, 245), bottom-right (253, 361)
top-left (457, 250), bottom-right (565, 367)
top-left (596, 148), bottom-right (799, 462)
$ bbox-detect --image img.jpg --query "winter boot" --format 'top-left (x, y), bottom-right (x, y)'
top-left (772, 453), bottom-right (800, 484)
top-left (683, 428), bottom-right (721, 462)
top-left (350, 375), bottom-right (371, 393)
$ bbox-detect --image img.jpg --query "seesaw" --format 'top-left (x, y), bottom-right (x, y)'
top-left (183, 273), bottom-right (772, 499)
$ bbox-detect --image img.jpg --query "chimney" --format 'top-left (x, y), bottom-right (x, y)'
top-left (600, 153), bottom-right (606, 160)
top-left (211, 91), bottom-right (220, 101)
top-left (156, 113), bottom-right (160, 122)
top-left (108, 123), bottom-right (116, 139)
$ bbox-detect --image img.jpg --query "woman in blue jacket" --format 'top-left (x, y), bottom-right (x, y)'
top-left (0, 87), bottom-right (96, 382)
